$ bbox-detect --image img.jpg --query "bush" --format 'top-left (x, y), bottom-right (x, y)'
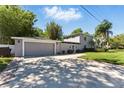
top-left (57, 52), bottom-right (61, 55)
top-left (95, 48), bottom-right (108, 52)
top-left (67, 50), bottom-right (74, 54)
top-left (84, 48), bottom-right (95, 52)
top-left (104, 48), bottom-right (109, 52)
top-left (76, 49), bottom-right (83, 53)
top-left (0, 58), bottom-right (12, 72)
top-left (62, 50), bottom-right (65, 54)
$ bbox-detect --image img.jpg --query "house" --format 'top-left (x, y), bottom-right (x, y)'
top-left (11, 34), bottom-right (94, 57)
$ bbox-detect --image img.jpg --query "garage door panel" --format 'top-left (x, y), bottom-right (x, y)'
top-left (24, 42), bottom-right (54, 56)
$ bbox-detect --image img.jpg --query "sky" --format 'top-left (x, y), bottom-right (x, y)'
top-left (22, 5), bottom-right (124, 36)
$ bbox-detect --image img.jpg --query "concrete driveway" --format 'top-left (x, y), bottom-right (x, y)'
top-left (0, 53), bottom-right (124, 88)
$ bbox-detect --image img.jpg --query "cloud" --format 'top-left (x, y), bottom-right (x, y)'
top-left (44, 6), bottom-right (82, 21)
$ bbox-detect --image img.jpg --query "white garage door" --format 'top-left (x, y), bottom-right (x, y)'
top-left (24, 42), bottom-right (54, 57)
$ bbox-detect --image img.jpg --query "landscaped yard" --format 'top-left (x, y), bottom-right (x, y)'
top-left (81, 50), bottom-right (124, 65)
top-left (0, 57), bottom-right (12, 72)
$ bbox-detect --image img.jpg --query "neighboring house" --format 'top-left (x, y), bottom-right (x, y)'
top-left (11, 34), bottom-right (94, 57)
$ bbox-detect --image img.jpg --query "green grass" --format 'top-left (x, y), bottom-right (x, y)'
top-left (0, 57), bottom-right (12, 72)
top-left (81, 51), bottom-right (124, 65)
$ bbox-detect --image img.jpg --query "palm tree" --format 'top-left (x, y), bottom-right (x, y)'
top-left (95, 20), bottom-right (113, 49)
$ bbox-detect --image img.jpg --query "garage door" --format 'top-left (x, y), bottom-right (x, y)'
top-left (24, 42), bottom-right (54, 57)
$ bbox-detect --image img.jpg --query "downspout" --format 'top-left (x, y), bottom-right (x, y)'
top-left (54, 42), bottom-right (56, 55)
top-left (22, 39), bottom-right (25, 57)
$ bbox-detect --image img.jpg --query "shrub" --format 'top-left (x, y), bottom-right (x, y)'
top-left (0, 58), bottom-right (12, 72)
top-left (76, 49), bottom-right (83, 53)
top-left (84, 48), bottom-right (95, 52)
top-left (57, 52), bottom-right (61, 55)
top-left (95, 48), bottom-right (108, 52)
top-left (62, 50), bottom-right (65, 54)
top-left (67, 50), bottom-right (74, 54)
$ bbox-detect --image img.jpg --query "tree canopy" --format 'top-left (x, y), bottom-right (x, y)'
top-left (110, 34), bottom-right (124, 49)
top-left (71, 28), bottom-right (83, 35)
top-left (95, 19), bottom-right (113, 48)
top-left (45, 21), bottom-right (63, 40)
top-left (0, 5), bottom-right (42, 44)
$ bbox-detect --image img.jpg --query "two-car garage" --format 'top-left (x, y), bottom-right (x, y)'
top-left (12, 37), bottom-right (59, 57)
top-left (24, 42), bottom-right (54, 57)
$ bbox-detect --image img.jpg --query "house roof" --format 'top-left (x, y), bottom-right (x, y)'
top-left (64, 33), bottom-right (93, 39)
top-left (11, 37), bottom-right (61, 43)
top-left (62, 41), bottom-right (80, 44)
top-left (64, 33), bottom-right (81, 39)
top-left (11, 37), bottom-right (82, 44)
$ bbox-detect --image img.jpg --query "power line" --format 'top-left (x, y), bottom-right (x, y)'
top-left (80, 5), bottom-right (101, 22)
top-left (89, 7), bottom-right (104, 20)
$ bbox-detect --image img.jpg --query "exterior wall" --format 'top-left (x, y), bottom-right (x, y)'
top-left (86, 36), bottom-right (93, 48)
top-left (24, 42), bottom-right (54, 57)
top-left (84, 36), bottom-right (93, 48)
top-left (80, 34), bottom-right (93, 49)
top-left (56, 42), bottom-right (61, 54)
top-left (14, 39), bottom-right (23, 57)
top-left (80, 34), bottom-right (86, 49)
top-left (0, 44), bottom-right (15, 54)
top-left (64, 36), bottom-right (80, 43)
top-left (13, 34), bottom-right (94, 57)
top-left (63, 34), bottom-right (93, 49)
top-left (56, 34), bottom-right (94, 54)
top-left (56, 43), bottom-right (81, 54)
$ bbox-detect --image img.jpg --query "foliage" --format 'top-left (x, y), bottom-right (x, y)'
top-left (110, 34), bottom-right (124, 49)
top-left (64, 28), bottom-right (90, 39)
top-left (64, 33), bottom-right (80, 39)
top-left (67, 50), bottom-right (74, 54)
top-left (71, 28), bottom-right (83, 35)
top-left (0, 57), bottom-right (12, 72)
top-left (95, 19), bottom-right (112, 48)
top-left (0, 5), bottom-right (40, 44)
top-left (83, 32), bottom-right (90, 37)
top-left (45, 21), bottom-right (63, 40)
top-left (32, 27), bottom-right (44, 37)
top-left (81, 51), bottom-right (124, 65)
top-left (95, 48), bottom-right (108, 52)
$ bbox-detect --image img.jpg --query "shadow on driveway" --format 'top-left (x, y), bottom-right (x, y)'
top-left (0, 57), bottom-right (124, 88)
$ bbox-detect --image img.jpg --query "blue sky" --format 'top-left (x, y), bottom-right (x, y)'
top-left (22, 5), bottom-right (124, 36)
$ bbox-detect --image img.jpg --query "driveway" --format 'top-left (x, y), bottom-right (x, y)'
top-left (0, 53), bottom-right (124, 88)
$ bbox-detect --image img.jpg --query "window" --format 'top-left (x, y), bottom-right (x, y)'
top-left (84, 45), bottom-right (86, 49)
top-left (72, 45), bottom-right (74, 50)
top-left (17, 40), bottom-right (20, 43)
top-left (84, 37), bottom-right (86, 41)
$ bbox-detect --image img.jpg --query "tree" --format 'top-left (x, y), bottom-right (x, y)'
top-left (95, 19), bottom-right (113, 49)
top-left (110, 34), bottom-right (124, 49)
top-left (45, 21), bottom-right (63, 40)
top-left (71, 28), bottom-right (83, 35)
top-left (83, 32), bottom-right (90, 37)
top-left (0, 5), bottom-right (39, 44)
top-left (32, 27), bottom-right (44, 37)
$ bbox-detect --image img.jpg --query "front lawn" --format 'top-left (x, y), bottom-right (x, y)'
top-left (81, 50), bottom-right (124, 65)
top-left (0, 57), bottom-right (12, 72)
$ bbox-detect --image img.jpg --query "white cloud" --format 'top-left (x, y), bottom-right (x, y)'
top-left (44, 6), bottom-right (82, 21)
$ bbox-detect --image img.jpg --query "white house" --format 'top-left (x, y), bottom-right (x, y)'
top-left (11, 34), bottom-right (94, 57)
